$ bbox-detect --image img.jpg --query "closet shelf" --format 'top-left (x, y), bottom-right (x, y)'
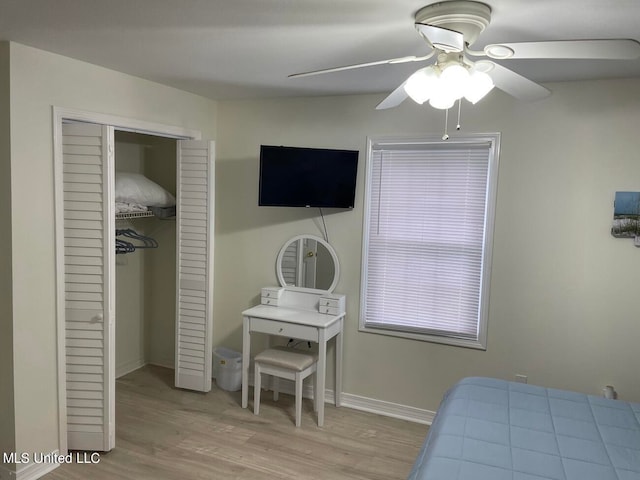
top-left (115, 211), bottom-right (154, 220)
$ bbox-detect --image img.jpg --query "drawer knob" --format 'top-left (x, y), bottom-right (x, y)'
top-left (266, 300), bottom-right (270, 304)
top-left (279, 327), bottom-right (283, 332)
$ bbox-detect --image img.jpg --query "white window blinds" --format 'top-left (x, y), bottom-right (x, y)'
top-left (361, 136), bottom-right (499, 348)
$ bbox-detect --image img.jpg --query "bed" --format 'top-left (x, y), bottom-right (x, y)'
top-left (408, 377), bottom-right (640, 480)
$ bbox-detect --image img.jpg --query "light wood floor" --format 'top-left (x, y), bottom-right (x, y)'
top-left (44, 365), bottom-right (427, 480)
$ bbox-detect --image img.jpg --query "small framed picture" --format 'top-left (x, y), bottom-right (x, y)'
top-left (611, 191), bottom-right (640, 238)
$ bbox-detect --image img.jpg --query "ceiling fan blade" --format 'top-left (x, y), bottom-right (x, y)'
top-left (485, 39), bottom-right (640, 60)
top-left (415, 23), bottom-right (464, 53)
top-left (483, 62), bottom-right (551, 101)
top-left (289, 52), bottom-right (434, 79)
top-left (376, 82), bottom-right (409, 110)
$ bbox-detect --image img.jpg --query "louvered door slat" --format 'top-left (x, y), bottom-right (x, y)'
top-left (62, 122), bottom-right (114, 452)
top-left (175, 140), bottom-right (214, 392)
top-left (281, 238), bottom-right (299, 286)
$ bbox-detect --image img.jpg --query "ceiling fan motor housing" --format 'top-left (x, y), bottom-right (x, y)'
top-left (415, 1), bottom-right (491, 47)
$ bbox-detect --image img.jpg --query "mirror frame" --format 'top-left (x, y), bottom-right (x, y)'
top-left (276, 234), bottom-right (340, 293)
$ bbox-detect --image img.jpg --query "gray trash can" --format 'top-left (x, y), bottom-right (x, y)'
top-left (212, 347), bottom-right (242, 391)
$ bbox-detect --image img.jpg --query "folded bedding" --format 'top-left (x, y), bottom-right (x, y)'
top-left (408, 377), bottom-right (640, 480)
top-left (115, 172), bottom-right (175, 208)
top-left (115, 202), bottom-right (148, 214)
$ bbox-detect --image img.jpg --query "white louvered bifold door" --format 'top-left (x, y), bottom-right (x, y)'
top-left (175, 140), bottom-right (215, 391)
top-left (281, 239), bottom-right (300, 286)
top-left (62, 123), bottom-right (115, 451)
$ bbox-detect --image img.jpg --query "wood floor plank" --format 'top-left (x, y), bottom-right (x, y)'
top-left (43, 365), bottom-right (427, 480)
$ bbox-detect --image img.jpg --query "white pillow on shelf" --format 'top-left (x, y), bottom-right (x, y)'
top-left (115, 172), bottom-right (175, 207)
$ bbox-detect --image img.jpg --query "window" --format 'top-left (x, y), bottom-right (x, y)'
top-left (360, 134), bottom-right (500, 349)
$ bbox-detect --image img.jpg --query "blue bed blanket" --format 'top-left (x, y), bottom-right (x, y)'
top-left (408, 377), bottom-right (640, 480)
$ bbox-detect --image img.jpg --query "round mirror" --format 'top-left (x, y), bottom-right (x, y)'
top-left (276, 234), bottom-right (340, 293)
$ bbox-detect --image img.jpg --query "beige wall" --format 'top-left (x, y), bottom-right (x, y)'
top-left (216, 77), bottom-right (640, 412)
top-left (0, 41), bottom-right (16, 472)
top-left (144, 139), bottom-right (177, 368)
top-left (7, 41), bottom-right (216, 458)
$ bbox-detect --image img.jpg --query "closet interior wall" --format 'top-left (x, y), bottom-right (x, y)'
top-left (114, 131), bottom-right (177, 377)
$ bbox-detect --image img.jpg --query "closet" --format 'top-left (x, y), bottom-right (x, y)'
top-left (59, 120), bottom-right (214, 453)
top-left (114, 131), bottom-right (177, 378)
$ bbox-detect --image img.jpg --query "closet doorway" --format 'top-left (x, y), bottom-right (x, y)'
top-left (114, 131), bottom-right (177, 379)
top-left (53, 108), bottom-right (215, 455)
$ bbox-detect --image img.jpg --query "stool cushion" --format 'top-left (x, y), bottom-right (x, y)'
top-left (255, 346), bottom-right (317, 372)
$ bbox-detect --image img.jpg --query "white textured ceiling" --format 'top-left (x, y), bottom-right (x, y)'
top-left (1, 0), bottom-right (639, 100)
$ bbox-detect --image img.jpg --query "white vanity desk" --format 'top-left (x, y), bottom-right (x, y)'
top-left (241, 288), bottom-right (345, 427)
top-left (241, 234), bottom-right (345, 427)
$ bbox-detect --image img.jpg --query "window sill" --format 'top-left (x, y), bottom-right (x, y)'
top-left (358, 324), bottom-right (487, 350)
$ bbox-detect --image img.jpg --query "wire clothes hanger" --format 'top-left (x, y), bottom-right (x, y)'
top-left (115, 228), bottom-right (158, 254)
top-left (115, 238), bottom-right (136, 255)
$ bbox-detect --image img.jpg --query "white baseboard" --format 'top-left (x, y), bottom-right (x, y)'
top-left (257, 378), bottom-right (434, 425)
top-left (339, 392), bottom-right (435, 425)
top-left (119, 363), bottom-right (435, 425)
top-left (115, 358), bottom-right (146, 379)
top-left (147, 359), bottom-right (174, 370)
top-left (0, 450), bottom-right (60, 480)
top-left (117, 360), bottom-right (173, 379)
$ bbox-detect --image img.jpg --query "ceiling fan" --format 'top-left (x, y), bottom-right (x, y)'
top-left (289, 1), bottom-right (640, 111)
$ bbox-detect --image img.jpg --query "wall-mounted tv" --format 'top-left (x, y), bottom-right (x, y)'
top-left (259, 145), bottom-right (358, 208)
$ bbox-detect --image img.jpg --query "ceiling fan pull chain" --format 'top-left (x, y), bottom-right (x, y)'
top-left (456, 99), bottom-right (462, 131)
top-left (442, 108), bottom-right (450, 141)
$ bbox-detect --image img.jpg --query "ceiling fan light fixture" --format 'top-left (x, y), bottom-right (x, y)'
top-left (293, 1), bottom-right (640, 112)
top-left (404, 57), bottom-right (497, 109)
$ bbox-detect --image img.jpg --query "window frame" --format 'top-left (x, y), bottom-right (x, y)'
top-left (359, 133), bottom-right (501, 350)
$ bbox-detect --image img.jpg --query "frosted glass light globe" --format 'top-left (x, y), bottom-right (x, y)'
top-left (404, 67), bottom-right (439, 104)
top-left (428, 93), bottom-right (456, 110)
top-left (427, 79), bottom-right (456, 109)
top-left (440, 64), bottom-right (469, 100)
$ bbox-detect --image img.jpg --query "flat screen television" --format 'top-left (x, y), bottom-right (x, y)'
top-left (259, 145), bottom-right (358, 208)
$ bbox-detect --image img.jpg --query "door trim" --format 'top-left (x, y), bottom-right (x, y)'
top-left (53, 106), bottom-right (202, 454)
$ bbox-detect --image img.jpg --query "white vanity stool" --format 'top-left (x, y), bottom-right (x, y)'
top-left (253, 346), bottom-right (318, 427)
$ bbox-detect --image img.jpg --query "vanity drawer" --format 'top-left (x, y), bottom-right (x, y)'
top-left (319, 294), bottom-right (345, 315)
top-left (251, 318), bottom-right (318, 342)
top-left (260, 296), bottom-right (280, 306)
top-left (261, 287), bottom-right (284, 306)
top-left (319, 305), bottom-right (340, 315)
top-left (261, 287), bottom-right (284, 299)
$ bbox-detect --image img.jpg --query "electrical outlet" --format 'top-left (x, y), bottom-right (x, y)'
top-left (515, 374), bottom-right (528, 384)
